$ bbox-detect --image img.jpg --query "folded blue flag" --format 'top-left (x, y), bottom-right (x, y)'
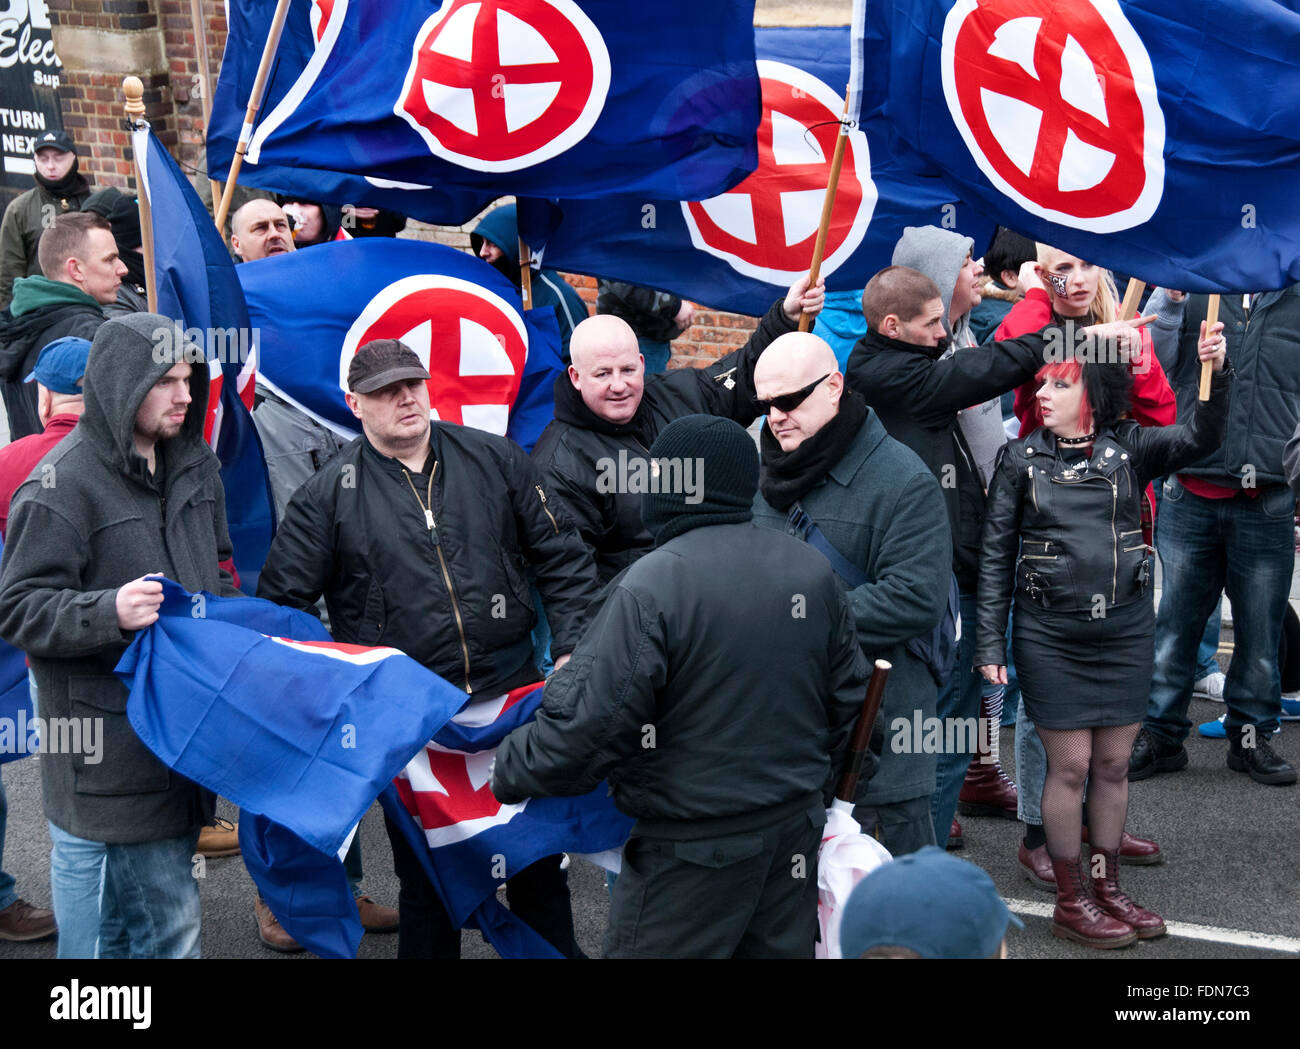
top-left (208, 0), bottom-right (762, 221)
top-left (237, 238), bottom-right (564, 452)
top-left (874, 0), bottom-right (1300, 291)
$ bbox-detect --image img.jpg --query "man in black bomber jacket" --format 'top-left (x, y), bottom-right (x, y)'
top-left (258, 339), bottom-right (602, 959)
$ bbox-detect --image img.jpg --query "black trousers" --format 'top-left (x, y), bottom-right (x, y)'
top-left (603, 803), bottom-right (824, 959)
top-left (383, 811), bottom-right (583, 959)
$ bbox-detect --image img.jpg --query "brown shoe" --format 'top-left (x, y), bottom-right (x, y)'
top-left (958, 760), bottom-right (1019, 818)
top-left (255, 897), bottom-right (304, 953)
top-left (1081, 827), bottom-right (1163, 865)
top-left (1090, 848), bottom-right (1167, 940)
top-left (1049, 857), bottom-right (1137, 949)
top-left (198, 817), bottom-right (240, 858)
top-left (0, 898), bottom-right (56, 942)
top-left (1018, 841), bottom-right (1055, 891)
top-left (355, 895), bottom-right (399, 933)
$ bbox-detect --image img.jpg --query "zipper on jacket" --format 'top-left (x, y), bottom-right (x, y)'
top-left (1108, 475), bottom-right (1118, 603)
top-left (403, 462), bottom-right (473, 694)
top-left (1028, 465), bottom-right (1038, 511)
top-left (535, 484), bottom-right (560, 534)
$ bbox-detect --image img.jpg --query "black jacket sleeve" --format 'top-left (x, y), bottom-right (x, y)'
top-left (649, 299), bottom-right (797, 424)
top-left (974, 444), bottom-right (1026, 669)
top-left (847, 331), bottom-right (1055, 429)
top-left (505, 443), bottom-right (601, 657)
top-left (1130, 366), bottom-right (1233, 487)
top-left (255, 478), bottom-right (334, 616)
top-left (492, 582), bottom-right (665, 802)
top-left (825, 588), bottom-right (871, 791)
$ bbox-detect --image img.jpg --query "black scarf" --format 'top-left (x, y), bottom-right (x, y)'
top-left (35, 158), bottom-right (89, 202)
top-left (759, 388), bottom-right (867, 511)
top-left (552, 370), bottom-right (656, 445)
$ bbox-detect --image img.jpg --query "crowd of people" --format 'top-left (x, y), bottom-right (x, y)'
top-left (0, 129), bottom-right (1295, 959)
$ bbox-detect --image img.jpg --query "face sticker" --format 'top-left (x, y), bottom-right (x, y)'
top-left (1048, 271), bottom-right (1070, 297)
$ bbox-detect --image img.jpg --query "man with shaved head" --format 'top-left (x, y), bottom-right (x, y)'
top-left (532, 276), bottom-right (824, 585)
top-left (230, 199), bottom-right (296, 263)
top-left (752, 331), bottom-right (952, 856)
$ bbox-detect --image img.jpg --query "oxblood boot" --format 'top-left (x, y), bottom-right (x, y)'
top-left (1090, 848), bottom-right (1167, 940)
top-left (958, 691), bottom-right (1018, 818)
top-left (1049, 857), bottom-right (1137, 949)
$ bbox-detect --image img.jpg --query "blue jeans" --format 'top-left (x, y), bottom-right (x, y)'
top-left (1147, 478), bottom-right (1294, 745)
top-left (1196, 600), bottom-right (1223, 680)
top-left (0, 775), bottom-right (15, 913)
top-left (49, 822), bottom-right (201, 959)
top-left (1015, 699), bottom-right (1047, 825)
top-left (931, 590), bottom-right (981, 846)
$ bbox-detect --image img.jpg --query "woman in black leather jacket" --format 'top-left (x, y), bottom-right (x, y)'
top-left (976, 323), bottom-right (1231, 949)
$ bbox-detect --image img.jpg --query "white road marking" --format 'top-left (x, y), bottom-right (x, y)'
top-left (1005, 898), bottom-right (1300, 954)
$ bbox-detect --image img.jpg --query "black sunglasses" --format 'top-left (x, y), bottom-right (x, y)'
top-left (756, 372), bottom-right (832, 414)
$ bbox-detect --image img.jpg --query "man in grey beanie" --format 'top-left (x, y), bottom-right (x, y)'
top-left (0, 313), bottom-right (240, 958)
top-left (493, 414), bottom-right (869, 957)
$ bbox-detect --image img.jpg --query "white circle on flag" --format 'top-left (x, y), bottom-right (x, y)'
top-left (395, 0), bottom-right (612, 172)
top-left (940, 0), bottom-right (1165, 232)
top-left (339, 275), bottom-right (529, 435)
top-left (679, 61), bottom-right (876, 286)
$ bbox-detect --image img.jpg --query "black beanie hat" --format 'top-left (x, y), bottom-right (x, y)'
top-left (642, 414), bottom-right (758, 547)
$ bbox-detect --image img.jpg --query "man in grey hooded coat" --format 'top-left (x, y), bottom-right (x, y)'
top-left (0, 313), bottom-right (239, 958)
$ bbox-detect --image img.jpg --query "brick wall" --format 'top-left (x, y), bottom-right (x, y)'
top-left (47, 0), bottom-right (227, 193)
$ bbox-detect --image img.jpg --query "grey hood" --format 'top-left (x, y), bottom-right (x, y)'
top-left (892, 225), bottom-right (976, 340)
top-left (79, 312), bottom-right (210, 482)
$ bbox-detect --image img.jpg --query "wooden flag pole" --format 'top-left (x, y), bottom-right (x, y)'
top-left (214, 0), bottom-right (292, 236)
top-left (518, 236), bottom-right (534, 310)
top-left (1199, 295), bottom-right (1220, 401)
top-left (798, 93), bottom-right (852, 333)
top-left (1118, 277), bottom-right (1145, 321)
top-left (123, 76), bottom-right (158, 313)
top-left (188, 0), bottom-right (223, 211)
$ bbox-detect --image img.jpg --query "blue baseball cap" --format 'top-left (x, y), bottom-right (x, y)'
top-left (839, 846), bottom-right (1024, 958)
top-left (25, 337), bottom-right (92, 395)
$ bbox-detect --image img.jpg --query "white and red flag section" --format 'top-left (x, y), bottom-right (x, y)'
top-left (131, 127), bottom-right (275, 591)
top-left (114, 581), bottom-right (631, 958)
top-left (816, 798), bottom-right (892, 959)
top-left (383, 682), bottom-right (634, 959)
top-left (236, 237), bottom-right (565, 453)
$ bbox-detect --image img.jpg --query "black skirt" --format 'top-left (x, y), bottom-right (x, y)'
top-left (1012, 595), bottom-right (1154, 730)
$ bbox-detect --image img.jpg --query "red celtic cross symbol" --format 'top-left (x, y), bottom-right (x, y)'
top-left (950, 0), bottom-right (1147, 218)
top-left (399, 0), bottom-right (596, 165)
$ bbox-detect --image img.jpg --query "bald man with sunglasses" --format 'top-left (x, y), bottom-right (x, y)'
top-left (531, 276), bottom-right (824, 586)
top-left (751, 331), bottom-right (953, 856)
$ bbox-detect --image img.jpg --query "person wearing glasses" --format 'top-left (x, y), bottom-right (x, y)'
top-left (751, 330), bottom-right (952, 855)
top-left (531, 275), bottom-right (824, 587)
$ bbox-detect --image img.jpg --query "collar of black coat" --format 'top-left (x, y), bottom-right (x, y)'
top-left (551, 368), bottom-right (654, 442)
top-left (858, 325), bottom-right (952, 362)
top-left (360, 425), bottom-right (438, 476)
top-left (1023, 424), bottom-right (1132, 479)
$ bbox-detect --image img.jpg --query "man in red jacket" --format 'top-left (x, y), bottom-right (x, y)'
top-left (0, 335), bottom-right (87, 945)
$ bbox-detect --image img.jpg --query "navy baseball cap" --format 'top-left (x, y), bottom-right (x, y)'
top-left (839, 846), bottom-right (1024, 958)
top-left (33, 130), bottom-right (75, 156)
top-left (25, 337), bottom-right (91, 395)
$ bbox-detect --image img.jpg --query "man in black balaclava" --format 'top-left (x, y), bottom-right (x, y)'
top-left (0, 131), bottom-right (92, 311)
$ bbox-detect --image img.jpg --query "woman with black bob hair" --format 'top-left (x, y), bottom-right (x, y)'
top-left (976, 322), bottom-right (1232, 949)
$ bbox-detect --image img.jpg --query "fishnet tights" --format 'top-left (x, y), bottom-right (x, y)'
top-left (1038, 723), bottom-right (1142, 860)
